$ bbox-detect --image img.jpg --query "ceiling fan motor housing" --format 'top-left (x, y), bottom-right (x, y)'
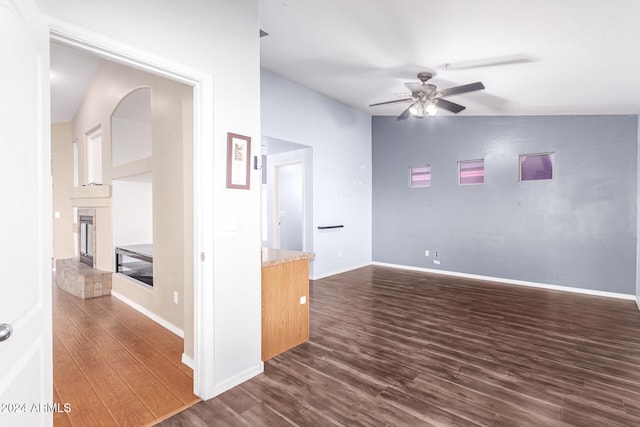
top-left (417, 72), bottom-right (434, 83)
top-left (422, 84), bottom-right (437, 98)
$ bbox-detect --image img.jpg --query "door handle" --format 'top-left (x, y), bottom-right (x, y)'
top-left (0, 324), bottom-right (13, 342)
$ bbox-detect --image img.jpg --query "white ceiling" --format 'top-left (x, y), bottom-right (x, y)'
top-left (260, 0), bottom-right (640, 117)
top-left (51, 1), bottom-right (640, 122)
top-left (50, 41), bottom-right (103, 123)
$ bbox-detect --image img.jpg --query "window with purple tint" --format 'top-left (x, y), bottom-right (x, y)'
top-left (520, 153), bottom-right (554, 181)
top-left (409, 165), bottom-right (431, 188)
top-left (458, 159), bottom-right (484, 185)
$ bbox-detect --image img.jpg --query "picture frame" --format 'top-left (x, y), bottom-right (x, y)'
top-left (226, 132), bottom-right (251, 189)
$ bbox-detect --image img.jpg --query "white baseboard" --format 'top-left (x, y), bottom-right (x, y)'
top-left (181, 353), bottom-right (195, 370)
top-left (311, 262), bottom-right (371, 280)
top-left (111, 290), bottom-right (185, 338)
top-left (636, 296), bottom-right (640, 310)
top-left (372, 262), bottom-right (636, 301)
top-left (213, 363), bottom-right (264, 397)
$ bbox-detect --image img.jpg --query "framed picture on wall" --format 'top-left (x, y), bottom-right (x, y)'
top-left (226, 132), bottom-right (251, 189)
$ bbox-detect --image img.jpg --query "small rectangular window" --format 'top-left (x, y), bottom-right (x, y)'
top-left (409, 165), bottom-right (431, 188)
top-left (520, 153), bottom-right (554, 181)
top-left (458, 159), bottom-right (484, 185)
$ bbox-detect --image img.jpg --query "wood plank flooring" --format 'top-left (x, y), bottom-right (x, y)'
top-left (158, 265), bottom-right (640, 426)
top-left (52, 283), bottom-right (199, 427)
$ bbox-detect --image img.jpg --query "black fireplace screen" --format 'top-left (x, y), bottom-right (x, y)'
top-left (79, 215), bottom-right (94, 267)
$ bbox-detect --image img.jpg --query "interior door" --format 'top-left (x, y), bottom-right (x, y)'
top-left (0, 1), bottom-right (53, 426)
top-left (275, 162), bottom-right (304, 251)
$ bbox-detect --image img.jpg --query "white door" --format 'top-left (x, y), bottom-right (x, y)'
top-left (0, 1), bottom-right (53, 426)
top-left (275, 162), bottom-right (304, 251)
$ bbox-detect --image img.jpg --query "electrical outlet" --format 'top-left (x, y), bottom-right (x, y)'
top-left (424, 250), bottom-right (430, 257)
top-left (300, 296), bottom-right (307, 305)
top-left (433, 260), bottom-right (441, 265)
top-left (173, 291), bottom-right (179, 304)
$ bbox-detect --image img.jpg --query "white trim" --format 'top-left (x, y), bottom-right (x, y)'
top-left (111, 290), bottom-right (184, 337)
top-left (312, 262), bottom-right (372, 280)
top-left (47, 18), bottom-right (216, 400)
top-left (182, 353), bottom-right (195, 370)
top-left (193, 66), bottom-right (216, 401)
top-left (213, 363), bottom-right (264, 397)
top-left (47, 18), bottom-right (203, 86)
top-left (635, 296), bottom-right (640, 310)
top-left (372, 262), bottom-right (636, 300)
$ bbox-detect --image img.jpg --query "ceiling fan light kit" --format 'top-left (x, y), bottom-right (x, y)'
top-left (369, 72), bottom-right (485, 120)
top-left (409, 100), bottom-right (438, 117)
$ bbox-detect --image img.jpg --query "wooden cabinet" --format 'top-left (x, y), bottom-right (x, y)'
top-left (261, 249), bottom-right (313, 361)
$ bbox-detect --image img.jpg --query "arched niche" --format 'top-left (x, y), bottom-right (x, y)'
top-left (111, 87), bottom-right (152, 167)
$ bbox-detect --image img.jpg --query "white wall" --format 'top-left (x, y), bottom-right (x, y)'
top-left (111, 87), bottom-right (152, 166)
top-left (38, 0), bottom-right (262, 396)
top-left (112, 173), bottom-right (153, 246)
top-left (261, 69), bottom-right (372, 279)
top-left (51, 122), bottom-right (75, 261)
top-left (112, 118), bottom-right (152, 166)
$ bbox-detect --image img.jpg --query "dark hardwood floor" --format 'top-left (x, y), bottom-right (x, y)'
top-left (157, 265), bottom-right (640, 426)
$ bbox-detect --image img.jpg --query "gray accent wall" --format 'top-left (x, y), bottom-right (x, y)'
top-left (372, 115), bottom-right (638, 294)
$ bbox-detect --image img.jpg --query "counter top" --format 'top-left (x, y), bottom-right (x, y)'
top-left (115, 244), bottom-right (153, 258)
top-left (261, 247), bottom-right (315, 267)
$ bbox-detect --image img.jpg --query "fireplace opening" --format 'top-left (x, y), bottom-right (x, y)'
top-left (79, 214), bottom-right (94, 267)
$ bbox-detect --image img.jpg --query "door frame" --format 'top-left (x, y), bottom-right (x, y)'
top-left (48, 18), bottom-right (216, 399)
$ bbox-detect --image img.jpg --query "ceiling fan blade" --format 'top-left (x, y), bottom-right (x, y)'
top-left (436, 98), bottom-right (466, 113)
top-left (369, 97), bottom-right (413, 107)
top-left (441, 55), bottom-right (535, 70)
top-left (397, 103), bottom-right (414, 120)
top-left (405, 82), bottom-right (426, 95)
top-left (439, 82), bottom-right (485, 97)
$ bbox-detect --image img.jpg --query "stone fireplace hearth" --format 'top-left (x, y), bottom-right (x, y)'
top-left (55, 258), bottom-right (112, 299)
top-left (55, 207), bottom-right (112, 299)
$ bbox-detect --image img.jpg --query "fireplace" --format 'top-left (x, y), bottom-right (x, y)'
top-left (78, 209), bottom-right (96, 267)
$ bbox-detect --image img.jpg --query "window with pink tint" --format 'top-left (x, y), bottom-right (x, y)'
top-left (409, 165), bottom-right (431, 188)
top-left (520, 153), bottom-right (554, 181)
top-left (458, 159), bottom-right (484, 185)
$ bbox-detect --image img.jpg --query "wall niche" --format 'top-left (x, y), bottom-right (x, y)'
top-left (111, 87), bottom-right (152, 171)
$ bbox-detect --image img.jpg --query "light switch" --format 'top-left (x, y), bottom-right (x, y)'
top-left (300, 296), bottom-right (307, 305)
top-left (215, 218), bottom-right (239, 236)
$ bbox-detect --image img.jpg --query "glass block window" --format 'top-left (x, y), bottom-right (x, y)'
top-left (409, 165), bottom-right (431, 188)
top-left (520, 153), bottom-right (554, 181)
top-left (458, 159), bottom-right (484, 185)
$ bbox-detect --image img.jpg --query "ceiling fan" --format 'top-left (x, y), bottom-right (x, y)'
top-left (369, 72), bottom-right (485, 120)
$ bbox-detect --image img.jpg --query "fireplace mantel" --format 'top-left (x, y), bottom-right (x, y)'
top-left (69, 185), bottom-right (111, 208)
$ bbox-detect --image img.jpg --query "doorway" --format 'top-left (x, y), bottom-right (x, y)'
top-left (274, 162), bottom-right (304, 251)
top-left (49, 20), bottom-right (214, 400)
top-left (262, 136), bottom-right (313, 260)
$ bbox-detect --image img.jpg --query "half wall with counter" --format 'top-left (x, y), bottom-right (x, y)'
top-left (261, 248), bottom-right (315, 361)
